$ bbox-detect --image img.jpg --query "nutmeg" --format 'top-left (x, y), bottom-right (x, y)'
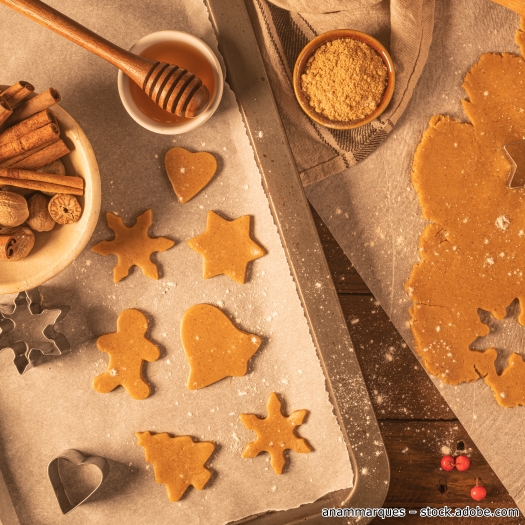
top-left (48, 193), bottom-right (82, 224)
top-left (36, 159), bottom-right (66, 176)
top-left (27, 193), bottom-right (55, 232)
top-left (0, 226), bottom-right (35, 261)
top-left (0, 191), bottom-right (29, 227)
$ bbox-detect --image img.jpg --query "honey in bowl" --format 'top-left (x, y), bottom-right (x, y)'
top-left (130, 40), bottom-right (216, 126)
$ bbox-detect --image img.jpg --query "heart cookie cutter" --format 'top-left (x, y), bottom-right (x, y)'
top-left (48, 449), bottom-right (111, 514)
top-left (504, 141), bottom-right (525, 188)
top-left (0, 288), bottom-right (70, 374)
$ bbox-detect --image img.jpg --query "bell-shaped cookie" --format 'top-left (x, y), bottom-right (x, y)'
top-left (181, 304), bottom-right (261, 389)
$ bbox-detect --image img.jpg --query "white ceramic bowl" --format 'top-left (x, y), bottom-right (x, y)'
top-left (118, 31), bottom-right (224, 134)
top-left (0, 95), bottom-right (101, 294)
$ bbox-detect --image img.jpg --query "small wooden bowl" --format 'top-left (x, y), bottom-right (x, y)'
top-left (293, 29), bottom-right (395, 130)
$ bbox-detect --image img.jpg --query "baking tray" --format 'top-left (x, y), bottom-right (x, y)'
top-left (204, 0), bottom-right (390, 522)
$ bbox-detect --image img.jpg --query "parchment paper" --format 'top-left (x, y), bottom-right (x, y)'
top-left (305, 0), bottom-right (525, 512)
top-left (0, 0), bottom-right (352, 523)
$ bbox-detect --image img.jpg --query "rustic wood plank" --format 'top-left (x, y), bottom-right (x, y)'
top-left (310, 204), bottom-right (371, 294)
top-left (338, 294), bottom-right (455, 420)
top-left (370, 420), bottom-right (523, 523)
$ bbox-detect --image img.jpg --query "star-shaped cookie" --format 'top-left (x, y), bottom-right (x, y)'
top-left (136, 431), bottom-right (215, 502)
top-left (240, 392), bottom-right (312, 474)
top-left (91, 209), bottom-right (175, 283)
top-left (186, 211), bottom-right (266, 284)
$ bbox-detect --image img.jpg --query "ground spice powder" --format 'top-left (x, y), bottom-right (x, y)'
top-left (301, 38), bottom-right (388, 122)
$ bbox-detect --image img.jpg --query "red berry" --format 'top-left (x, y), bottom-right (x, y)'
top-left (471, 484), bottom-right (487, 501)
top-left (440, 455), bottom-right (455, 471)
top-left (455, 455), bottom-right (470, 471)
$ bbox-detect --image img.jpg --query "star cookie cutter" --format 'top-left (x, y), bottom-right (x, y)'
top-left (504, 140), bottom-right (525, 188)
top-left (48, 449), bottom-right (111, 514)
top-left (0, 288), bottom-right (70, 374)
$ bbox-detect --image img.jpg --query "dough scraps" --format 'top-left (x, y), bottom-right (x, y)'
top-left (136, 431), bottom-right (215, 502)
top-left (406, 20), bottom-right (525, 407)
top-left (93, 309), bottom-right (160, 400)
top-left (181, 303), bottom-right (262, 389)
top-left (186, 211), bottom-right (266, 284)
top-left (164, 147), bottom-right (217, 204)
top-left (240, 392), bottom-right (312, 474)
top-left (92, 209), bottom-right (175, 283)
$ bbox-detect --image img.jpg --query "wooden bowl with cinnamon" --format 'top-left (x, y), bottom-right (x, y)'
top-left (293, 29), bottom-right (395, 130)
top-left (0, 83), bottom-right (101, 294)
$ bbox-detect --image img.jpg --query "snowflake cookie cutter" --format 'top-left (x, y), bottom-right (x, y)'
top-left (504, 141), bottom-right (525, 189)
top-left (48, 449), bottom-right (111, 514)
top-left (0, 288), bottom-right (70, 374)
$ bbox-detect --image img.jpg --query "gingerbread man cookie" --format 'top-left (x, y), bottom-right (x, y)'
top-left (136, 431), bottom-right (215, 502)
top-left (93, 309), bottom-right (160, 400)
top-left (240, 392), bottom-right (312, 474)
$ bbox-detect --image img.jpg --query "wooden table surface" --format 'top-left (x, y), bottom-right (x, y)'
top-left (311, 206), bottom-right (524, 524)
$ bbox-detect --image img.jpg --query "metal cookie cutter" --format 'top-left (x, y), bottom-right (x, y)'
top-left (0, 288), bottom-right (70, 374)
top-left (504, 140), bottom-right (525, 188)
top-left (48, 449), bottom-right (111, 514)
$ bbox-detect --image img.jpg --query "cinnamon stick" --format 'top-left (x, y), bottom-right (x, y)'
top-left (0, 142), bottom-right (51, 168)
top-left (0, 110), bottom-right (56, 146)
top-left (0, 97), bottom-right (12, 127)
top-left (4, 88), bottom-right (61, 127)
top-left (0, 123), bottom-right (60, 163)
top-left (0, 168), bottom-right (83, 190)
top-left (0, 235), bottom-right (17, 260)
top-left (0, 81), bottom-right (35, 109)
top-left (0, 176), bottom-right (82, 196)
top-left (10, 140), bottom-right (70, 170)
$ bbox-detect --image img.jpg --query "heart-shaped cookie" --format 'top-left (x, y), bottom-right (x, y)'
top-left (48, 449), bottom-right (110, 514)
top-left (164, 147), bottom-right (217, 204)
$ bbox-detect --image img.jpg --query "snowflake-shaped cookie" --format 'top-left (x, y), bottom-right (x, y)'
top-left (240, 392), bottom-right (312, 474)
top-left (92, 210), bottom-right (175, 283)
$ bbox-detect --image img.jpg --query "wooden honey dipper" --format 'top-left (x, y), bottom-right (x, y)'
top-left (0, 0), bottom-right (210, 118)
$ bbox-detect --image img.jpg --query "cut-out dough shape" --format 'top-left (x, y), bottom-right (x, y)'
top-left (187, 211), bottom-right (266, 283)
top-left (165, 147), bottom-right (217, 204)
top-left (181, 303), bottom-right (262, 389)
top-left (240, 392), bottom-right (312, 474)
top-left (91, 209), bottom-right (175, 283)
top-left (136, 431), bottom-right (215, 502)
top-left (93, 309), bottom-right (160, 400)
top-left (406, 19), bottom-right (525, 407)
